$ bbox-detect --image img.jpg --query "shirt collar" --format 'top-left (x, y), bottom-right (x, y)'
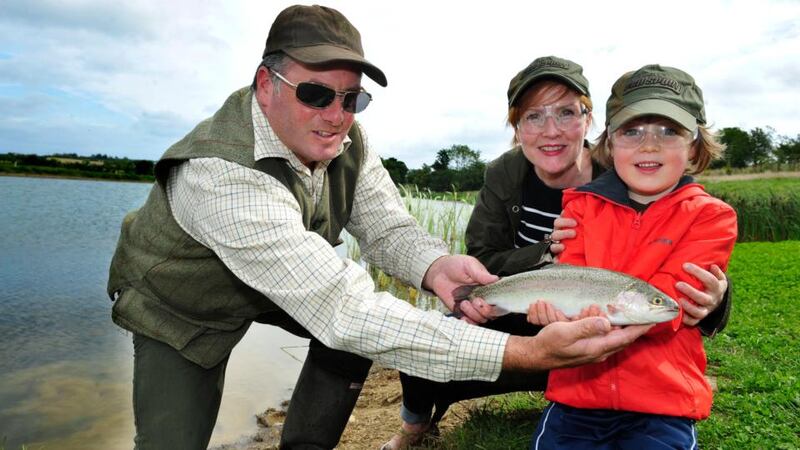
top-left (250, 93), bottom-right (351, 172)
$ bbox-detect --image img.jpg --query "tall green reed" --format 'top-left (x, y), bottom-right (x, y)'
top-left (344, 185), bottom-right (474, 309)
top-left (704, 178), bottom-right (800, 241)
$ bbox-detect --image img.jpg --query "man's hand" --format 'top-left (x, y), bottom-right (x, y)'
top-left (503, 317), bottom-right (652, 371)
top-left (422, 255), bottom-right (498, 324)
top-left (549, 217), bottom-right (577, 256)
top-left (677, 263), bottom-right (728, 326)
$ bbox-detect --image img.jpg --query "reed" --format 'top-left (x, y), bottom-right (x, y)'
top-left (345, 185), bottom-right (474, 308)
top-left (704, 178), bottom-right (800, 242)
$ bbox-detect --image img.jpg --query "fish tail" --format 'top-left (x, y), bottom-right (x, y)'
top-left (451, 284), bottom-right (477, 302)
top-left (451, 285), bottom-right (479, 320)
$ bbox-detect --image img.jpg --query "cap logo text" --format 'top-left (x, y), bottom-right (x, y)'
top-left (625, 75), bottom-right (682, 95)
top-left (531, 57), bottom-right (569, 71)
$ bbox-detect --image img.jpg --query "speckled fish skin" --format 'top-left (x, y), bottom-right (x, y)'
top-left (454, 264), bottom-right (679, 325)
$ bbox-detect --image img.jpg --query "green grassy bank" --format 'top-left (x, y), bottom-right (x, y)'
top-left (704, 178), bottom-right (800, 242)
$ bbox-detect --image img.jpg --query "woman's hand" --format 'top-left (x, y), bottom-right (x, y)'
top-left (677, 263), bottom-right (727, 326)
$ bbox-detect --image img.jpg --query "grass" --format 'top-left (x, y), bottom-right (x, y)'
top-left (416, 241), bottom-right (800, 449)
top-left (0, 440), bottom-right (32, 450)
top-left (698, 241), bottom-right (800, 449)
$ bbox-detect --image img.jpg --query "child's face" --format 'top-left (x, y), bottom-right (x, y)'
top-left (610, 116), bottom-right (697, 201)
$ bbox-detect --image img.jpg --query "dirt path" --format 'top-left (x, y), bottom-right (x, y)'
top-left (697, 170), bottom-right (800, 181)
top-left (214, 367), bottom-right (476, 450)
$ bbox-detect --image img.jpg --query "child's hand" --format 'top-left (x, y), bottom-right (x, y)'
top-left (575, 304), bottom-right (606, 320)
top-left (677, 263), bottom-right (727, 326)
top-left (527, 300), bottom-right (569, 325)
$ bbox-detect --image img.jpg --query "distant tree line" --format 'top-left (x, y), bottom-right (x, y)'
top-left (4, 125), bottom-right (798, 187)
top-left (381, 127), bottom-right (800, 192)
top-left (0, 152), bottom-right (155, 181)
top-left (713, 127), bottom-right (800, 169)
top-left (382, 144), bottom-right (486, 192)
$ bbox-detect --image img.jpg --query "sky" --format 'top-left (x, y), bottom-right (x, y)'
top-left (1, 0), bottom-right (799, 169)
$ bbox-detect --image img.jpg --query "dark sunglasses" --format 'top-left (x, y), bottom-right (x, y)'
top-left (270, 69), bottom-right (372, 114)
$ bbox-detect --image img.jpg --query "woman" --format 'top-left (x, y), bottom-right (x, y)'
top-left (382, 56), bottom-right (731, 450)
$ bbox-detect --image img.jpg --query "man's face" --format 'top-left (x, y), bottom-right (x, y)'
top-left (256, 60), bottom-right (362, 168)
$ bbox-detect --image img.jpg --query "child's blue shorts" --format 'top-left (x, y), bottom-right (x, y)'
top-left (531, 402), bottom-right (698, 450)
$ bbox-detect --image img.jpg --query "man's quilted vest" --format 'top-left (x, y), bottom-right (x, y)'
top-left (107, 87), bottom-right (364, 368)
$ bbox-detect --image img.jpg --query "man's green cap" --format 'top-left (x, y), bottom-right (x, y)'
top-left (263, 4), bottom-right (387, 87)
top-left (606, 64), bottom-right (705, 133)
top-left (507, 56), bottom-right (590, 107)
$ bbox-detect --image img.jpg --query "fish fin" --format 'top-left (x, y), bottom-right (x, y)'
top-left (607, 303), bottom-right (620, 315)
top-left (451, 284), bottom-right (478, 302)
top-left (492, 305), bottom-right (511, 316)
top-left (451, 285), bottom-right (479, 320)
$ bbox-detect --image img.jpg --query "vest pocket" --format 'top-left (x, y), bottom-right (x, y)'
top-left (112, 287), bottom-right (210, 351)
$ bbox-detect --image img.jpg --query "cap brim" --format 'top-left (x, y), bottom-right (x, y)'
top-left (509, 73), bottom-right (589, 106)
top-left (608, 99), bottom-right (697, 133)
top-left (284, 45), bottom-right (387, 87)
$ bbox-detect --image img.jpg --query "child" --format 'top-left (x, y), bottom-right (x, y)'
top-left (530, 65), bottom-right (738, 449)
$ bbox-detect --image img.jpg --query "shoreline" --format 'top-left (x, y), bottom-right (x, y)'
top-left (5, 170), bottom-right (800, 185)
top-left (0, 172), bottom-right (153, 184)
top-left (213, 367), bottom-right (479, 450)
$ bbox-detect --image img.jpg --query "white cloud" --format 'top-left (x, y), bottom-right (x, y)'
top-left (1, 0), bottom-right (798, 167)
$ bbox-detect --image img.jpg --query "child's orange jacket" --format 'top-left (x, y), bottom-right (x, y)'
top-left (547, 171), bottom-right (737, 419)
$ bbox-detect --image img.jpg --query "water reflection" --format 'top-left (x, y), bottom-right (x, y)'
top-left (0, 360), bottom-right (134, 449)
top-left (0, 177), bottom-right (306, 449)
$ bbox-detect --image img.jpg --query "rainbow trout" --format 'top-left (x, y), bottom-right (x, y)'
top-left (453, 264), bottom-right (679, 325)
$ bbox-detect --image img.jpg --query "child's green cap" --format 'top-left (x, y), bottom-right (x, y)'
top-left (606, 64), bottom-right (706, 133)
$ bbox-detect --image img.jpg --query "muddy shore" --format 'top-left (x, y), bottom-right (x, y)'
top-left (212, 367), bottom-right (478, 450)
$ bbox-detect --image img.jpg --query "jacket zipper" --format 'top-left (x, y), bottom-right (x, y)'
top-left (633, 212), bottom-right (642, 230)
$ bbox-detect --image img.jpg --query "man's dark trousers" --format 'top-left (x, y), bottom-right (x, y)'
top-left (131, 317), bottom-right (371, 449)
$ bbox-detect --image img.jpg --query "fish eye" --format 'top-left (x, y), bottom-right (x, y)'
top-left (651, 297), bottom-right (663, 305)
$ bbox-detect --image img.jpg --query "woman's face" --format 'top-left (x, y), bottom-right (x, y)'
top-left (516, 84), bottom-right (591, 182)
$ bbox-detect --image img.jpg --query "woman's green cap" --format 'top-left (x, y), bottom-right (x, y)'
top-left (263, 5), bottom-right (387, 87)
top-left (507, 56), bottom-right (590, 106)
top-left (606, 64), bottom-right (705, 133)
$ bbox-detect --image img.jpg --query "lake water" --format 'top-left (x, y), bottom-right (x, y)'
top-left (0, 176), bottom-right (309, 449)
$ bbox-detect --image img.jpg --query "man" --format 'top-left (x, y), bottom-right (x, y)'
top-left (107, 5), bottom-right (649, 449)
